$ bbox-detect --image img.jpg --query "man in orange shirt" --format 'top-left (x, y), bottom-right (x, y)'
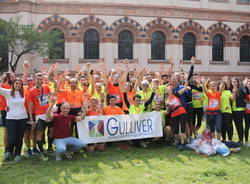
top-left (103, 95), bottom-right (125, 115)
top-left (28, 73), bottom-right (52, 161)
top-left (57, 77), bottom-right (85, 138)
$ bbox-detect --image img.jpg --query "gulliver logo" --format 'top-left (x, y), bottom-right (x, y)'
top-left (88, 120), bottom-right (104, 137)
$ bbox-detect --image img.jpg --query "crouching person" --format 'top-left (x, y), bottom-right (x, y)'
top-left (46, 95), bottom-right (87, 161)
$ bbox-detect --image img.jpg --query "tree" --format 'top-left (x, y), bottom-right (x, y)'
top-left (0, 17), bottom-right (64, 72)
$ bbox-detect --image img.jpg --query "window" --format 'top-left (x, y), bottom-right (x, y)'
top-left (239, 0), bottom-right (249, 3)
top-left (84, 29), bottom-right (99, 59)
top-left (0, 21), bottom-right (8, 72)
top-left (212, 34), bottom-right (224, 61)
top-left (240, 35), bottom-right (250, 62)
top-left (183, 33), bottom-right (196, 60)
top-left (151, 31), bottom-right (165, 60)
top-left (49, 28), bottom-right (65, 60)
top-left (118, 30), bottom-right (133, 60)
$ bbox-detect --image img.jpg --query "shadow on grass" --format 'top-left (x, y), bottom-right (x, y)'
top-left (1, 141), bottom-right (249, 184)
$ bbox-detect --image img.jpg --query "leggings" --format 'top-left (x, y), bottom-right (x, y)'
top-left (6, 119), bottom-right (27, 155)
top-left (232, 111), bottom-right (244, 142)
top-left (244, 113), bottom-right (250, 142)
top-left (221, 113), bottom-right (233, 141)
top-left (173, 113), bottom-right (187, 134)
top-left (192, 107), bottom-right (203, 128)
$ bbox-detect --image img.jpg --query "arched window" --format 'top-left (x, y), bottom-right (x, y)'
top-left (118, 30), bottom-right (133, 60)
top-left (183, 32), bottom-right (196, 60)
top-left (151, 31), bottom-right (165, 60)
top-left (84, 29), bottom-right (99, 59)
top-left (49, 28), bottom-right (65, 60)
top-left (212, 34), bottom-right (224, 61)
top-left (240, 35), bottom-right (250, 62)
top-left (0, 20), bottom-right (8, 72)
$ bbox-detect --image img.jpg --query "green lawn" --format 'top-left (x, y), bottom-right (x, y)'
top-left (0, 127), bottom-right (249, 184)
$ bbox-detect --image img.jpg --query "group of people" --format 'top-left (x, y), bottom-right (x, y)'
top-left (0, 57), bottom-right (249, 162)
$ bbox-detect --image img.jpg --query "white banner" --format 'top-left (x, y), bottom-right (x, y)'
top-left (77, 111), bottom-right (163, 144)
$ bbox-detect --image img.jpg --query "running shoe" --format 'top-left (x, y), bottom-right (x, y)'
top-left (32, 148), bottom-right (40, 155)
top-left (3, 152), bottom-right (12, 161)
top-left (14, 155), bottom-right (21, 163)
top-left (65, 151), bottom-right (72, 160)
top-left (39, 153), bottom-right (49, 161)
top-left (27, 149), bottom-right (33, 158)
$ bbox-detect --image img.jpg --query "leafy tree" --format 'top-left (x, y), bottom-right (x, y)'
top-left (0, 17), bottom-right (64, 72)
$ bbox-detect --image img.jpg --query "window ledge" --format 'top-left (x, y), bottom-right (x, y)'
top-left (148, 59), bottom-right (171, 64)
top-left (114, 59), bottom-right (138, 64)
top-left (237, 0), bottom-right (250, 5)
top-left (180, 60), bottom-right (202, 64)
top-left (79, 58), bottom-right (103, 63)
top-left (43, 58), bottom-right (69, 64)
top-left (210, 60), bottom-right (229, 65)
top-left (237, 61), bottom-right (250, 65)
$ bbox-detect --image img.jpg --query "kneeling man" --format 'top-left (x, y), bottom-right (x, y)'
top-left (46, 96), bottom-right (87, 161)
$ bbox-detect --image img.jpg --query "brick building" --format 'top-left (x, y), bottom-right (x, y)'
top-left (0, 0), bottom-right (249, 78)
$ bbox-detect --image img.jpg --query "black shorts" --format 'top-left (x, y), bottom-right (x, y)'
top-left (35, 119), bottom-right (53, 131)
top-left (185, 103), bottom-right (193, 123)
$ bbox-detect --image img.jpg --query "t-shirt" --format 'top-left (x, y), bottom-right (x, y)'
top-left (220, 90), bottom-right (232, 113)
top-left (103, 105), bottom-right (125, 115)
top-left (52, 114), bottom-right (76, 139)
top-left (0, 83), bottom-right (11, 111)
top-left (207, 91), bottom-right (221, 111)
top-left (152, 85), bottom-right (166, 109)
top-left (0, 88), bottom-right (28, 120)
top-left (107, 82), bottom-right (123, 104)
top-left (167, 95), bottom-right (186, 118)
top-left (87, 109), bottom-right (102, 116)
top-left (129, 104), bottom-right (145, 114)
top-left (60, 89), bottom-right (83, 108)
top-left (202, 90), bottom-right (208, 109)
top-left (23, 85), bottom-right (34, 112)
top-left (28, 85), bottom-right (51, 116)
top-left (137, 88), bottom-right (153, 111)
top-left (192, 89), bottom-right (203, 108)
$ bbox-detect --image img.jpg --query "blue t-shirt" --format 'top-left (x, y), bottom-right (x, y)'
top-left (173, 85), bottom-right (189, 108)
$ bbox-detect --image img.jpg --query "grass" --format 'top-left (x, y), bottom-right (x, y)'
top-left (0, 127), bottom-right (250, 184)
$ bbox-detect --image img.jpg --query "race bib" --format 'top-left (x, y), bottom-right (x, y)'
top-left (38, 95), bottom-right (49, 106)
top-left (209, 99), bottom-right (219, 109)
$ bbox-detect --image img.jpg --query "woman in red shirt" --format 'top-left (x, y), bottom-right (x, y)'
top-left (203, 78), bottom-right (224, 140)
top-left (165, 86), bottom-right (187, 150)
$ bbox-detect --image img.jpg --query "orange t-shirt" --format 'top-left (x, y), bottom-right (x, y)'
top-left (207, 91), bottom-right (221, 111)
top-left (107, 82), bottom-right (123, 104)
top-left (64, 89), bottom-right (83, 108)
top-left (87, 109), bottom-right (102, 116)
top-left (28, 85), bottom-right (51, 116)
top-left (168, 95), bottom-right (186, 118)
top-left (103, 105), bottom-right (125, 115)
top-left (23, 85), bottom-right (34, 112)
top-left (122, 90), bottom-right (136, 111)
top-left (0, 83), bottom-right (11, 111)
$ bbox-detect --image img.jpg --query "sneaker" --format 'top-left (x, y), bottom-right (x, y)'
top-left (245, 142), bottom-right (250, 148)
top-left (177, 144), bottom-right (185, 151)
top-left (14, 155), bottom-right (21, 163)
top-left (238, 141), bottom-right (243, 146)
top-left (65, 151), bottom-right (72, 160)
top-left (27, 149), bottom-right (33, 158)
top-left (3, 152), bottom-right (12, 161)
top-left (39, 153), bottom-right (49, 161)
top-left (32, 148), bottom-right (40, 155)
top-left (55, 154), bottom-right (62, 161)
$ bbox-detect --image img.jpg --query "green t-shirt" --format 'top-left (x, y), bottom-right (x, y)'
top-left (232, 100), bottom-right (245, 111)
top-left (220, 90), bottom-right (232, 113)
top-left (137, 88), bottom-right (153, 112)
top-left (152, 85), bottom-right (166, 109)
top-left (192, 89), bottom-right (203, 108)
top-left (129, 104), bottom-right (145, 114)
top-left (202, 90), bottom-right (208, 109)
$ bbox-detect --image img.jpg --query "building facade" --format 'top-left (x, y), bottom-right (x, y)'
top-left (0, 0), bottom-right (249, 77)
